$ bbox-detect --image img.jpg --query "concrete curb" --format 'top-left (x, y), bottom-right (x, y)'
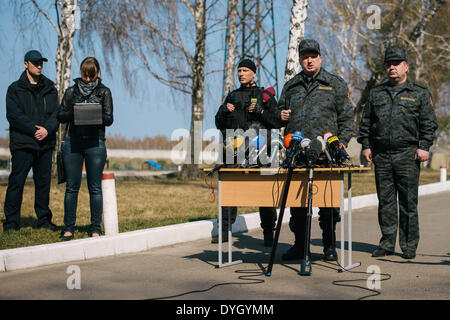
top-left (1, 181), bottom-right (448, 273)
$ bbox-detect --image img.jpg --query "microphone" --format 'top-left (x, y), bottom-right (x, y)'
top-left (316, 136), bottom-right (332, 164)
top-left (283, 131), bottom-right (303, 168)
top-left (305, 137), bottom-right (323, 167)
top-left (283, 133), bottom-right (293, 148)
top-left (250, 134), bottom-right (265, 150)
top-left (323, 131), bottom-right (350, 164)
top-left (300, 138), bottom-right (311, 150)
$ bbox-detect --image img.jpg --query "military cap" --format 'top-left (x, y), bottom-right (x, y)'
top-left (24, 50), bottom-right (48, 62)
top-left (298, 39), bottom-right (321, 55)
top-left (237, 59), bottom-right (257, 73)
top-left (384, 46), bottom-right (408, 63)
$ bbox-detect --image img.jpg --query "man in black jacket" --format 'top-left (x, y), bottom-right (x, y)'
top-left (214, 59), bottom-right (281, 246)
top-left (2, 50), bottom-right (59, 232)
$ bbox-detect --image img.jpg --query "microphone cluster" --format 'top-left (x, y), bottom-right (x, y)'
top-left (281, 130), bottom-right (351, 169)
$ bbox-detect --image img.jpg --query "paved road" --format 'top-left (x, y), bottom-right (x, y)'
top-left (0, 191), bottom-right (449, 302)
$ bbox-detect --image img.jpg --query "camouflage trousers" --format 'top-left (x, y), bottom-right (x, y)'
top-left (219, 206), bottom-right (277, 232)
top-left (373, 147), bottom-right (420, 254)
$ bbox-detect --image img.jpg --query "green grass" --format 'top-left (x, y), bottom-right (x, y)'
top-left (0, 168), bottom-right (447, 250)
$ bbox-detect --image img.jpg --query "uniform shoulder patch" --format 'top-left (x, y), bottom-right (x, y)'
top-left (413, 82), bottom-right (428, 90)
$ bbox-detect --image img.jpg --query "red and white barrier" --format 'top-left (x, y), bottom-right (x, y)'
top-left (102, 172), bottom-right (119, 235)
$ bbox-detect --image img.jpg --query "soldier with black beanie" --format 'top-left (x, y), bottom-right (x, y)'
top-left (214, 58), bottom-right (282, 246)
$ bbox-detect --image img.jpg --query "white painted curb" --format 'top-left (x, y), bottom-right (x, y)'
top-left (0, 181), bottom-right (448, 272)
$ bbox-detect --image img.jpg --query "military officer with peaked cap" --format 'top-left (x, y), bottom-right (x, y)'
top-left (278, 39), bottom-right (354, 262)
top-left (358, 45), bottom-right (438, 259)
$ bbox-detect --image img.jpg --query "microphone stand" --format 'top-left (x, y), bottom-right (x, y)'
top-left (266, 149), bottom-right (298, 277)
top-left (300, 159), bottom-right (314, 276)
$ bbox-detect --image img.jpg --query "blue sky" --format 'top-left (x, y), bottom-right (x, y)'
top-left (0, 1), bottom-right (298, 140)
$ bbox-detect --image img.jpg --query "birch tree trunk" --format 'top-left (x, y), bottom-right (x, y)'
top-left (55, 0), bottom-right (78, 102)
top-left (29, 0), bottom-right (77, 175)
top-left (284, 0), bottom-right (308, 82)
top-left (223, 0), bottom-right (239, 96)
top-left (181, 0), bottom-right (206, 179)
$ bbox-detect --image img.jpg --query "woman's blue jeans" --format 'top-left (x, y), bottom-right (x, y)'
top-left (62, 135), bottom-right (106, 234)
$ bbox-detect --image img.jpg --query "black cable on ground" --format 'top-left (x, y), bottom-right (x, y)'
top-left (149, 268), bottom-right (266, 300)
top-left (328, 259), bottom-right (392, 300)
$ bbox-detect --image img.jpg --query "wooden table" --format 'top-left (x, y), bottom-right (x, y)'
top-left (208, 167), bottom-right (371, 271)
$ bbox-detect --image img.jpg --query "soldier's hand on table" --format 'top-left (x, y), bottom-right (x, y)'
top-left (414, 149), bottom-right (429, 161)
top-left (362, 148), bottom-right (372, 162)
top-left (226, 103), bottom-right (235, 112)
top-left (281, 109), bottom-right (291, 121)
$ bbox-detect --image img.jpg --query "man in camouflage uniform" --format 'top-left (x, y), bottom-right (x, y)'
top-left (214, 59), bottom-right (281, 246)
top-left (358, 46), bottom-right (437, 259)
top-left (278, 39), bottom-right (354, 261)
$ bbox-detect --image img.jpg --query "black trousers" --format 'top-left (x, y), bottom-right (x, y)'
top-left (3, 148), bottom-right (54, 230)
top-left (289, 207), bottom-right (340, 255)
top-left (220, 206), bottom-right (277, 232)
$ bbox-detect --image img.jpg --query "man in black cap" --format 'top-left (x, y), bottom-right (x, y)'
top-left (358, 45), bottom-right (437, 259)
top-left (2, 50), bottom-right (59, 232)
top-left (214, 58), bottom-right (281, 246)
top-left (278, 39), bottom-right (354, 262)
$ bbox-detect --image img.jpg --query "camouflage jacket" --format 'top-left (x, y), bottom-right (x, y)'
top-left (278, 68), bottom-right (354, 145)
top-left (357, 80), bottom-right (437, 152)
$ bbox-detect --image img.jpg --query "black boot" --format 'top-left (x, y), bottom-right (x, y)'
top-left (323, 247), bottom-right (338, 261)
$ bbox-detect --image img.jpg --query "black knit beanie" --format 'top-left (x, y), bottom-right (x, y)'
top-left (237, 59), bottom-right (257, 73)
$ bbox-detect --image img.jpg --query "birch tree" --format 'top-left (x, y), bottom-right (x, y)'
top-left (284, 0), bottom-right (308, 82)
top-left (81, 0), bottom-right (220, 179)
top-left (223, 0), bottom-right (239, 95)
top-left (22, 0), bottom-right (78, 102)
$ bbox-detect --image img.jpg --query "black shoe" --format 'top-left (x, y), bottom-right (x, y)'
top-left (372, 247), bottom-right (394, 257)
top-left (35, 221), bottom-right (58, 231)
top-left (211, 232), bottom-right (229, 243)
top-left (282, 244), bottom-right (303, 261)
top-left (60, 231), bottom-right (74, 241)
top-left (401, 252), bottom-right (416, 259)
top-left (263, 230), bottom-right (273, 247)
top-left (323, 247), bottom-right (338, 261)
top-left (3, 226), bottom-right (20, 232)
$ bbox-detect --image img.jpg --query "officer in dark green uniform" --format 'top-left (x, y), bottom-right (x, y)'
top-left (358, 45), bottom-right (437, 259)
top-left (214, 59), bottom-right (281, 246)
top-left (278, 39), bottom-right (354, 261)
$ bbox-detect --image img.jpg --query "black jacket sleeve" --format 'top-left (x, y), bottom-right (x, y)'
top-left (43, 87), bottom-right (60, 135)
top-left (102, 87), bottom-right (114, 126)
top-left (215, 93), bottom-right (233, 130)
top-left (6, 85), bottom-right (37, 135)
top-left (57, 87), bottom-right (74, 124)
top-left (418, 89), bottom-right (438, 151)
top-left (357, 91), bottom-right (373, 150)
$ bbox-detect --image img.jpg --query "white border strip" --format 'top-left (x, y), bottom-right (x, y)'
top-left (0, 181), bottom-right (448, 272)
